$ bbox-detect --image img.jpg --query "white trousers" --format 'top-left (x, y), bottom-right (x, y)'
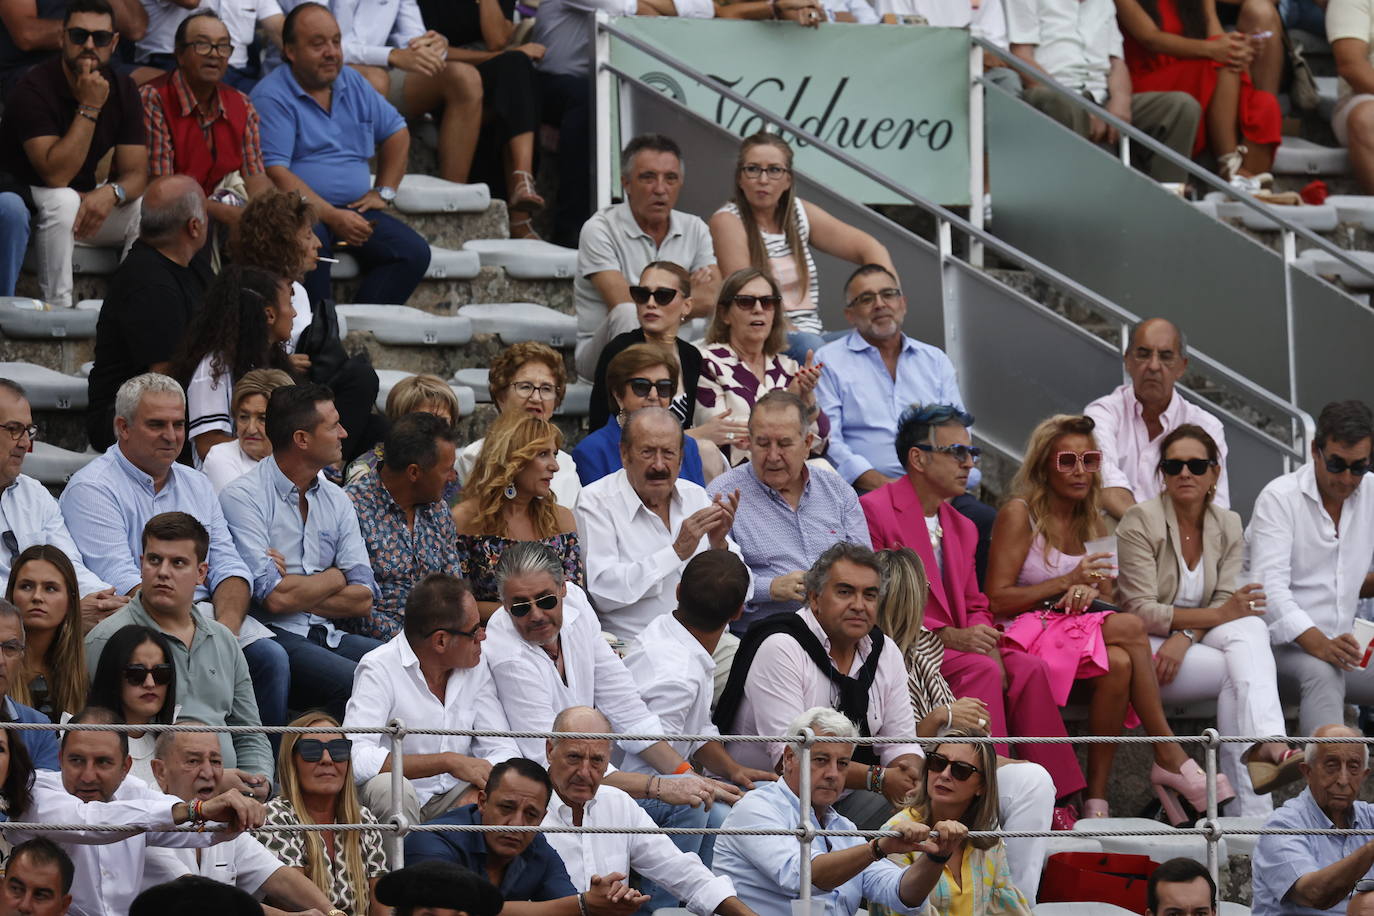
top-left (997, 760), bottom-right (1055, 904)
top-left (1150, 615), bottom-right (1287, 816)
top-left (574, 300), bottom-right (640, 381)
top-left (29, 185), bottom-right (140, 306)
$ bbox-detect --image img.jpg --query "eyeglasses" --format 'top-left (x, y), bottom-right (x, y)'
top-left (510, 381), bottom-right (557, 401)
top-left (915, 443), bottom-right (981, 465)
top-left (122, 663), bottom-right (173, 687)
top-left (428, 622), bottom-right (485, 640)
top-left (295, 738), bottom-right (352, 763)
top-left (181, 39), bottom-right (234, 56)
top-left (628, 286), bottom-right (681, 306)
top-left (730, 295), bottom-right (781, 312)
top-left (66, 27), bottom-right (114, 46)
top-left (1159, 457), bottom-right (1218, 476)
top-left (925, 752), bottom-right (981, 782)
top-left (627, 378), bottom-right (674, 400)
top-left (846, 288), bottom-right (903, 310)
top-left (1320, 449), bottom-right (1373, 477)
top-left (0, 423), bottom-right (38, 442)
top-left (740, 164), bottom-right (791, 180)
top-left (0, 640), bottom-right (24, 660)
top-left (509, 593), bottom-right (559, 618)
top-left (1055, 450), bottom-right (1102, 473)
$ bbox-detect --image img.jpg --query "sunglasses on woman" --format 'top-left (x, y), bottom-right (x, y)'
top-left (123, 664), bottom-right (174, 687)
top-left (925, 751), bottom-right (981, 782)
top-left (628, 286), bottom-right (681, 306)
top-left (1320, 449), bottom-right (1373, 476)
top-left (1159, 457), bottom-right (1218, 476)
top-left (509, 593), bottom-right (559, 618)
top-left (731, 294), bottom-right (781, 312)
top-left (627, 378), bottom-right (674, 400)
top-left (1055, 450), bottom-right (1102, 473)
top-left (295, 738), bottom-right (353, 762)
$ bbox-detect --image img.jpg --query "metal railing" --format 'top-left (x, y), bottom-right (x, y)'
top-left (13, 719), bottom-right (1374, 904)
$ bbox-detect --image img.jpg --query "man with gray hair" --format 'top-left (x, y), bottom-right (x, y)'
top-left (1254, 724), bottom-right (1374, 916)
top-left (715, 707), bottom-right (964, 916)
top-left (86, 175), bottom-right (210, 452)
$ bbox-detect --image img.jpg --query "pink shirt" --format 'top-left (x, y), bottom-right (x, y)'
top-left (1084, 383), bottom-right (1230, 508)
top-left (724, 607), bottom-right (924, 771)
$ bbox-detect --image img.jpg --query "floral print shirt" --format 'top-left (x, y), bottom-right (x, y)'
top-left (456, 531), bottom-right (585, 603)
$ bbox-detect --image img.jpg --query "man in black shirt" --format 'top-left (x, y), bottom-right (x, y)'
top-left (86, 173), bottom-right (208, 451)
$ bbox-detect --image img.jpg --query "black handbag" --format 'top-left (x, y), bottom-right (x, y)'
top-left (294, 297), bottom-right (353, 383)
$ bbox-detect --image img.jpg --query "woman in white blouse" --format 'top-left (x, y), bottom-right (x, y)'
top-left (202, 368), bottom-right (296, 493)
top-left (1115, 423), bottom-right (1298, 815)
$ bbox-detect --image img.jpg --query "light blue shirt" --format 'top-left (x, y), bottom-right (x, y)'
top-left (713, 778), bottom-right (920, 916)
top-left (1253, 788), bottom-right (1374, 916)
top-left (814, 330), bottom-right (965, 483)
top-left (219, 455), bottom-right (378, 646)
top-left (59, 446), bottom-right (251, 599)
top-left (0, 473), bottom-right (108, 596)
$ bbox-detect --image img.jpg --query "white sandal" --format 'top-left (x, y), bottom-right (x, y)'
top-left (509, 169), bottom-right (545, 214)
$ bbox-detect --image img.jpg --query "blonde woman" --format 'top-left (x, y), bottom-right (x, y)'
top-left (881, 729), bottom-right (1032, 916)
top-left (344, 373), bottom-right (464, 506)
top-left (256, 712), bottom-right (388, 915)
top-left (452, 412), bottom-right (584, 618)
top-left (202, 368), bottom-right (296, 494)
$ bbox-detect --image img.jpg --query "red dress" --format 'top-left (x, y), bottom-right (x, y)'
top-left (1123, 0), bottom-right (1282, 156)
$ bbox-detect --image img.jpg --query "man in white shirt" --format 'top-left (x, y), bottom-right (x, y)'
top-left (576, 407), bottom-right (743, 641)
top-left (0, 377), bottom-right (124, 624)
top-left (574, 134), bottom-right (719, 379)
top-left (133, 0), bottom-right (285, 89)
top-left (1247, 400), bottom-right (1374, 735)
top-left (345, 572), bottom-right (520, 836)
top-left (1, 839), bottom-right (73, 916)
top-left (541, 706), bottom-right (759, 916)
top-left (141, 725), bottom-right (336, 915)
top-left (1084, 318), bottom-right (1230, 520)
top-left (1006, 0), bottom-right (1199, 181)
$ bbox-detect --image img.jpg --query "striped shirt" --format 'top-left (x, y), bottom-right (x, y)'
top-left (718, 197), bottom-right (822, 333)
top-left (140, 70), bottom-right (265, 181)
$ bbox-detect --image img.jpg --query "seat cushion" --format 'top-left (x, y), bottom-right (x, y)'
top-left (463, 239), bottom-right (577, 279)
top-left (336, 305), bottom-right (473, 346)
top-left (457, 302), bottom-right (576, 347)
top-left (0, 362), bottom-right (86, 409)
top-left (0, 298), bottom-right (99, 339)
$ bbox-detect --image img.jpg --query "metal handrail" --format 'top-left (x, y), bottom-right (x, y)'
top-left (976, 36), bottom-right (1374, 286)
top-left (595, 18), bottom-right (1313, 450)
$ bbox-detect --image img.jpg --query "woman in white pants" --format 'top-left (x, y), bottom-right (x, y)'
top-left (1116, 424), bottom-right (1300, 817)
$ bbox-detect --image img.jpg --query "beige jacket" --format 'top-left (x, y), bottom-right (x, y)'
top-left (1115, 493), bottom-right (1244, 636)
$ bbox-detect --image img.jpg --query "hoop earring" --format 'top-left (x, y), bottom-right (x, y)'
top-left (503, 483), bottom-right (517, 500)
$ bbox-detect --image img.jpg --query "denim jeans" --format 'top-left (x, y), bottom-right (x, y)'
top-left (0, 192), bottom-right (29, 297)
top-left (265, 623), bottom-right (383, 720)
top-left (304, 210), bottom-right (431, 306)
top-left (635, 794), bottom-right (731, 911)
top-left (784, 330), bottom-right (828, 365)
top-left (241, 637), bottom-right (290, 755)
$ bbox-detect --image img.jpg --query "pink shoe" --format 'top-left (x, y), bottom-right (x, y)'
top-left (1051, 805), bottom-right (1079, 830)
top-left (1151, 760), bottom-right (1236, 826)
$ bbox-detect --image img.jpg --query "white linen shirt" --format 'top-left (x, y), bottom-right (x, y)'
top-left (542, 783), bottom-right (736, 916)
top-left (575, 469), bottom-right (746, 641)
top-left (137, 0), bottom-right (285, 69)
top-left (1005, 0), bottom-right (1124, 100)
top-left (333, 0), bottom-right (427, 67)
top-left (141, 834), bottom-right (285, 896)
top-left (484, 583), bottom-right (662, 764)
top-left (344, 633), bottom-right (521, 807)
top-left (1246, 461), bottom-right (1374, 644)
top-left (1084, 383), bottom-right (1231, 508)
top-left (618, 612), bottom-right (719, 775)
top-left (0, 473), bottom-right (107, 596)
top-left (724, 606), bottom-right (924, 771)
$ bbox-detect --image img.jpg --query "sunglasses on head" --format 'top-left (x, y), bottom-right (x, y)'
top-left (628, 286), bottom-right (681, 306)
top-left (295, 738), bottom-right (352, 763)
top-left (1055, 450), bottom-right (1102, 473)
top-left (627, 378), bottom-right (674, 400)
top-left (509, 593), bottom-right (558, 618)
top-left (122, 664), bottom-right (173, 687)
top-left (66, 27), bottom-right (114, 46)
top-left (925, 751), bottom-right (981, 782)
top-left (730, 294), bottom-right (781, 312)
top-left (1159, 457), bottom-right (1217, 476)
top-left (1321, 449), bottom-right (1373, 477)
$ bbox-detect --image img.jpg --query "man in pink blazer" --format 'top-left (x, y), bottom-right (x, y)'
top-left (860, 404), bottom-right (1086, 805)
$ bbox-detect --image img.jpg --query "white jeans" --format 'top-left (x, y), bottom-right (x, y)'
top-left (1150, 615), bottom-right (1287, 816)
top-left (997, 760), bottom-right (1055, 904)
top-left (29, 185), bottom-right (140, 306)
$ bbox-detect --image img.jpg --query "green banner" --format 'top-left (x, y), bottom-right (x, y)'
top-left (608, 18), bottom-right (971, 206)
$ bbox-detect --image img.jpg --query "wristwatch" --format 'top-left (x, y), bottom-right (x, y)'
top-left (1180, 629), bottom-right (1200, 644)
top-left (1356, 878), bottom-right (1374, 895)
top-left (109, 182), bottom-right (127, 206)
top-left (375, 185), bottom-right (397, 204)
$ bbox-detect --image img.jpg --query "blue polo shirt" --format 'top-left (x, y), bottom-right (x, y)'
top-left (404, 804), bottom-right (577, 901)
top-left (250, 63), bottom-right (405, 205)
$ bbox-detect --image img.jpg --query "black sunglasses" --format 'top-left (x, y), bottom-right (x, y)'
top-left (428, 622), bottom-right (484, 640)
top-left (628, 286), bottom-right (681, 306)
top-left (1321, 449), bottom-right (1372, 477)
top-left (66, 27), bottom-right (115, 46)
top-left (295, 738), bottom-right (352, 763)
top-left (1159, 457), bottom-right (1218, 476)
top-left (925, 751), bottom-right (981, 782)
top-left (123, 663), bottom-right (173, 687)
top-left (627, 378), bottom-right (674, 400)
top-left (730, 294), bottom-right (781, 312)
top-left (509, 593), bottom-right (558, 618)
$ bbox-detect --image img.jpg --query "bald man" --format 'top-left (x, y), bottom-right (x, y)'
top-left (87, 174), bottom-right (211, 451)
top-left (1254, 725), bottom-right (1374, 916)
top-left (1084, 318), bottom-right (1230, 519)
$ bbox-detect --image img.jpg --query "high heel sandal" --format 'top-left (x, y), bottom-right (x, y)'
top-left (1245, 745), bottom-right (1304, 795)
top-left (1151, 760), bottom-right (1236, 827)
top-left (509, 169), bottom-right (546, 214)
